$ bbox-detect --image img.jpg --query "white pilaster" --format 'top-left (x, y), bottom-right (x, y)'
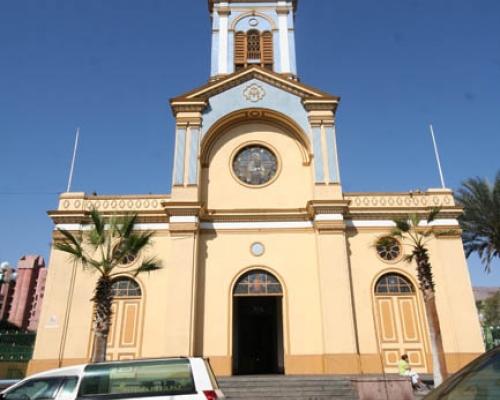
top-left (277, 6), bottom-right (291, 73)
top-left (217, 6), bottom-right (230, 75)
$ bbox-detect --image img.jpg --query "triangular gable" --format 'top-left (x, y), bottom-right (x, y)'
top-left (171, 66), bottom-right (339, 104)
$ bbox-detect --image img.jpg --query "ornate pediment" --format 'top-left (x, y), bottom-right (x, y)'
top-left (170, 66), bottom-right (339, 115)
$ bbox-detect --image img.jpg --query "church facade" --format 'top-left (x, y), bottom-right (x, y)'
top-left (30, 0), bottom-right (484, 376)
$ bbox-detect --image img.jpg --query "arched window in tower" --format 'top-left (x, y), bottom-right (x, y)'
top-left (247, 30), bottom-right (261, 61)
top-left (234, 30), bottom-right (273, 71)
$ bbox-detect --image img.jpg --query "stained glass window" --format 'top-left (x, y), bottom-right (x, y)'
top-left (111, 277), bottom-right (142, 298)
top-left (234, 270), bottom-right (282, 296)
top-left (232, 145), bottom-right (278, 186)
top-left (375, 273), bottom-right (415, 295)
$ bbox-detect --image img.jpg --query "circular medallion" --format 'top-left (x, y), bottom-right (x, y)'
top-left (249, 17), bottom-right (259, 27)
top-left (251, 242), bottom-right (265, 257)
top-left (232, 145), bottom-right (278, 186)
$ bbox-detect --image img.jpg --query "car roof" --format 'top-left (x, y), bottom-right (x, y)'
top-left (27, 364), bottom-right (87, 379)
top-left (26, 357), bottom-right (197, 380)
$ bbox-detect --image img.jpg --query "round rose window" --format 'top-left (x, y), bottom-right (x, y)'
top-left (232, 145), bottom-right (278, 186)
top-left (376, 237), bottom-right (402, 262)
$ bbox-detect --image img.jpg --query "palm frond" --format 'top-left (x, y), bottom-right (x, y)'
top-left (427, 207), bottom-right (441, 224)
top-left (54, 229), bottom-right (88, 265)
top-left (409, 214), bottom-right (420, 229)
top-left (390, 228), bottom-right (403, 238)
top-left (131, 257), bottom-right (163, 277)
top-left (57, 228), bottom-right (82, 249)
top-left (455, 172), bottom-right (500, 271)
top-left (89, 208), bottom-right (106, 237)
top-left (54, 242), bottom-right (86, 261)
top-left (403, 254), bottom-right (414, 263)
top-left (394, 218), bottom-right (410, 233)
top-left (117, 213), bottom-right (137, 238)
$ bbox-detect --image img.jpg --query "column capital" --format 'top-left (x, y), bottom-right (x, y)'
top-left (307, 200), bottom-right (349, 232)
top-left (276, 5), bottom-right (291, 15)
top-left (303, 99), bottom-right (338, 113)
top-left (171, 100), bottom-right (207, 115)
top-left (305, 101), bottom-right (337, 127)
top-left (163, 201), bottom-right (203, 235)
top-left (217, 6), bottom-right (231, 16)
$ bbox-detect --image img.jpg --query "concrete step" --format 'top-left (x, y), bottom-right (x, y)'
top-left (218, 375), bottom-right (357, 399)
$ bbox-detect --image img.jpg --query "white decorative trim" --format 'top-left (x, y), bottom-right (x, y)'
top-left (134, 223), bottom-right (170, 230)
top-left (345, 219), bottom-right (459, 228)
top-left (314, 214), bottom-right (344, 222)
top-left (55, 223), bottom-right (170, 231)
top-left (170, 216), bottom-right (199, 224)
top-left (200, 221), bottom-right (313, 230)
top-left (54, 219), bottom-right (459, 232)
top-left (346, 220), bottom-right (395, 228)
top-left (420, 219), bottom-right (459, 227)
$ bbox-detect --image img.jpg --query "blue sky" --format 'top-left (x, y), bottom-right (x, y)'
top-left (0, 0), bottom-right (499, 285)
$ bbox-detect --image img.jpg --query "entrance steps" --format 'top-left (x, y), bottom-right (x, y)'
top-left (218, 375), bottom-right (357, 400)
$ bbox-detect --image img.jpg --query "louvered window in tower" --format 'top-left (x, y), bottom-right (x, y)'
top-left (234, 31), bottom-right (247, 71)
top-left (261, 31), bottom-right (273, 70)
top-left (234, 30), bottom-right (274, 71)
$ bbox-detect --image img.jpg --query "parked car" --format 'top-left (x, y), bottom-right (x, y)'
top-left (0, 357), bottom-right (224, 400)
top-left (424, 346), bottom-right (500, 399)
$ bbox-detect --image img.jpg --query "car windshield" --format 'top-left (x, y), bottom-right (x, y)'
top-left (4, 378), bottom-right (62, 400)
top-left (425, 349), bottom-right (500, 400)
top-left (79, 359), bottom-right (196, 398)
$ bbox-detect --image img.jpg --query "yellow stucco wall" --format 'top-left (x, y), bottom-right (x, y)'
top-left (29, 118), bottom-right (484, 377)
top-left (202, 122), bottom-right (313, 209)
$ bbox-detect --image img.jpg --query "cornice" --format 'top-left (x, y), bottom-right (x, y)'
top-left (162, 201), bottom-right (203, 217)
top-left (307, 200), bottom-right (350, 217)
top-left (170, 100), bottom-right (208, 114)
top-left (346, 208), bottom-right (462, 220)
top-left (303, 99), bottom-right (339, 113)
top-left (201, 207), bottom-right (310, 222)
top-left (208, 0), bottom-right (298, 13)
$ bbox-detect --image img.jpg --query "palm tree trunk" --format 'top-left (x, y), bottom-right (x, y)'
top-left (91, 275), bottom-right (113, 363)
top-left (416, 250), bottom-right (448, 386)
top-left (423, 289), bottom-right (448, 386)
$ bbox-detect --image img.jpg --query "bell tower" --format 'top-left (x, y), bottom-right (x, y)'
top-left (209, 0), bottom-right (298, 78)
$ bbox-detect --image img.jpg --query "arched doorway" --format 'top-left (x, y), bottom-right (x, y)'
top-left (374, 273), bottom-right (428, 373)
top-left (232, 269), bottom-right (284, 375)
top-left (105, 277), bottom-right (143, 361)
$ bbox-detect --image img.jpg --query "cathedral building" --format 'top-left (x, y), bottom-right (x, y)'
top-left (29, 0), bottom-right (484, 376)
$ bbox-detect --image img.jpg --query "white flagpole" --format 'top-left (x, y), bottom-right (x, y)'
top-left (429, 124), bottom-right (446, 189)
top-left (66, 127), bottom-right (80, 192)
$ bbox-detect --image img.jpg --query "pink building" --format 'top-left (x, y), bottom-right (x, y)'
top-left (0, 256), bottom-right (47, 331)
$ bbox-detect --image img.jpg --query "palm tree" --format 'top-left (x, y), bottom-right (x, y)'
top-left (379, 208), bottom-right (447, 385)
top-left (455, 173), bottom-right (500, 272)
top-left (54, 209), bottom-right (162, 363)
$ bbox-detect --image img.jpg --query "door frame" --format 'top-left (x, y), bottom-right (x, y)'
top-left (230, 268), bottom-right (286, 375)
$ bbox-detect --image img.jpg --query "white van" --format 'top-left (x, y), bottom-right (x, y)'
top-left (0, 358), bottom-right (224, 400)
